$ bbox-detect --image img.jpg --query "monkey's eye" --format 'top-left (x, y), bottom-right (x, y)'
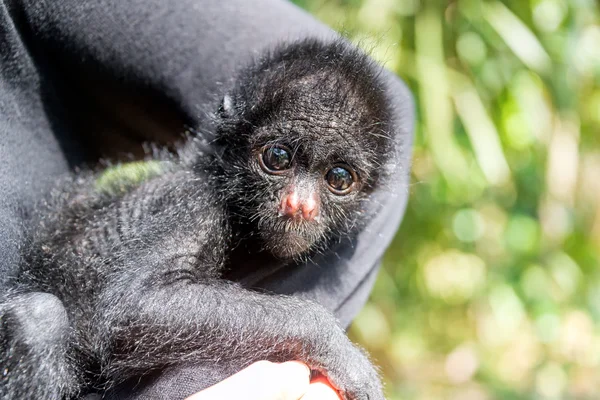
top-left (325, 166), bottom-right (356, 195)
top-left (259, 146), bottom-right (292, 174)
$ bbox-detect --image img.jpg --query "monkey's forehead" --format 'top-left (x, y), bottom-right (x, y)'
top-left (257, 106), bottom-right (387, 139)
top-left (242, 55), bottom-right (392, 122)
top-left (279, 73), bottom-right (387, 117)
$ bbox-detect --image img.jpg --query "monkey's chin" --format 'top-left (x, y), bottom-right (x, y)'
top-left (263, 231), bottom-right (314, 260)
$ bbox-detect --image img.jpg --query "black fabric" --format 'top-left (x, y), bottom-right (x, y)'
top-left (0, 0), bottom-right (414, 398)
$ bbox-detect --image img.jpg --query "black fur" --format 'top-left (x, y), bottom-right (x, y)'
top-left (0, 38), bottom-right (393, 400)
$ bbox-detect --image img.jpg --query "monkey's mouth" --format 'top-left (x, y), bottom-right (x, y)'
top-left (266, 231), bottom-right (312, 259)
top-left (259, 219), bottom-right (324, 260)
top-left (251, 206), bottom-right (326, 259)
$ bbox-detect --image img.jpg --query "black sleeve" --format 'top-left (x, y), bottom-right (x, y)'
top-left (0, 0), bottom-right (413, 397)
top-left (16, 0), bottom-right (335, 120)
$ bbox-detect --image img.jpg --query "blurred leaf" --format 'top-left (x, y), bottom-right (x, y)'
top-left (484, 1), bottom-right (552, 74)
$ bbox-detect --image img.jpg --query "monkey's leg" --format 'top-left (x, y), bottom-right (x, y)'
top-left (95, 276), bottom-right (383, 400)
top-left (0, 292), bottom-right (78, 400)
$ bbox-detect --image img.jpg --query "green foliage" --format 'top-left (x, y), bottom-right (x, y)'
top-left (292, 0), bottom-right (600, 398)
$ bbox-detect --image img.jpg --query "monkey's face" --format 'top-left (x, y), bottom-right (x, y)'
top-left (248, 142), bottom-right (361, 259)
top-left (215, 39), bottom-right (393, 260)
top-left (217, 102), bottom-right (389, 261)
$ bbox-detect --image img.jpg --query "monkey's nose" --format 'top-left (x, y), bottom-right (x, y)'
top-left (280, 192), bottom-right (320, 221)
top-left (300, 196), bottom-right (319, 221)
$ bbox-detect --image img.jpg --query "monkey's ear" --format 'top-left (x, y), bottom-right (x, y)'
top-left (218, 95), bottom-right (235, 119)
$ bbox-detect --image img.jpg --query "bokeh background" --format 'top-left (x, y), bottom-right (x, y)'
top-left (291, 0), bottom-right (600, 399)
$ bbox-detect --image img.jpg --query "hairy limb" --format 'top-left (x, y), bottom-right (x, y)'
top-left (95, 269), bottom-right (382, 400)
top-left (0, 292), bottom-right (78, 400)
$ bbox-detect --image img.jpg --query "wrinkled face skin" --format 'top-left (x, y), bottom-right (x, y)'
top-left (215, 40), bottom-right (392, 260)
top-left (238, 123), bottom-right (372, 259)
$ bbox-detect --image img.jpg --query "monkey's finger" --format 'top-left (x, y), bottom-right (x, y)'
top-left (185, 360), bottom-right (311, 400)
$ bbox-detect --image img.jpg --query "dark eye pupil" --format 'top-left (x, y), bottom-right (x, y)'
top-left (263, 147), bottom-right (291, 171)
top-left (326, 167), bottom-right (353, 192)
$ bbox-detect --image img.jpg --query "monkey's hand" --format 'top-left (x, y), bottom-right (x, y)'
top-left (294, 302), bottom-right (384, 400)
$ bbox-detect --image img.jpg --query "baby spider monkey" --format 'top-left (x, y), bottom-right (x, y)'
top-left (0, 38), bottom-right (394, 400)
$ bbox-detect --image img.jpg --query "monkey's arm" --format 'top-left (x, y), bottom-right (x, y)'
top-left (93, 249), bottom-right (382, 400)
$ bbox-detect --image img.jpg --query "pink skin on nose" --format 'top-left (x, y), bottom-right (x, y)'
top-left (279, 191), bottom-right (320, 221)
